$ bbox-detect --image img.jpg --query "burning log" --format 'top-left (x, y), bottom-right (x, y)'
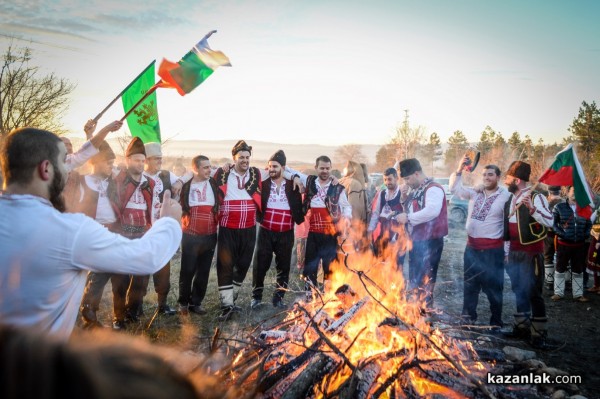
top-left (280, 354), bottom-right (336, 399)
top-left (325, 297), bottom-right (368, 333)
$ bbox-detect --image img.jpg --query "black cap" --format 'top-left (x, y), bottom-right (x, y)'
top-left (269, 149), bottom-right (286, 166)
top-left (399, 158), bottom-right (422, 177)
top-left (548, 185), bottom-right (561, 194)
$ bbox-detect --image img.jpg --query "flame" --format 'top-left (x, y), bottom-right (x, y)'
top-left (249, 219), bottom-right (490, 397)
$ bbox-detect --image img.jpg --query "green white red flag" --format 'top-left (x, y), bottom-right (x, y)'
top-left (538, 143), bottom-right (594, 218)
top-left (158, 30), bottom-right (231, 96)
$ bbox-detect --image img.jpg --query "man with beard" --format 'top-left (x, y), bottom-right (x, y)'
top-left (395, 159), bottom-right (448, 311)
top-left (178, 155), bottom-right (219, 315)
top-left (0, 128), bottom-right (182, 340)
top-left (111, 137), bottom-right (157, 329)
top-left (450, 160), bottom-right (511, 329)
top-left (296, 155), bottom-right (352, 295)
top-left (503, 161), bottom-right (553, 349)
top-left (251, 150), bottom-right (304, 309)
top-left (367, 167), bottom-right (406, 268)
top-left (140, 142), bottom-right (180, 315)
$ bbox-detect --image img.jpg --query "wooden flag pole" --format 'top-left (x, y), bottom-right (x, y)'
top-left (92, 60), bottom-right (156, 122)
top-left (120, 82), bottom-right (160, 122)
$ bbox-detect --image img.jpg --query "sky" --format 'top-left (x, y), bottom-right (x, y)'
top-left (2, 0), bottom-right (599, 146)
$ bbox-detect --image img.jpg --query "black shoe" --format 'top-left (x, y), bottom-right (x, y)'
top-left (217, 306), bottom-right (234, 321)
top-left (528, 334), bottom-right (561, 350)
top-left (250, 299), bottom-right (262, 309)
top-left (80, 304), bottom-right (98, 324)
top-left (501, 327), bottom-right (530, 339)
top-left (189, 305), bottom-right (207, 315)
top-left (112, 319), bottom-right (126, 330)
top-left (158, 304), bottom-right (177, 316)
top-left (272, 298), bottom-right (287, 309)
top-left (124, 311), bottom-right (140, 323)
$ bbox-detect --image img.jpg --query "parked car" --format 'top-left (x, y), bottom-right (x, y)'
top-left (434, 177), bottom-right (453, 203)
top-left (448, 196), bottom-right (468, 227)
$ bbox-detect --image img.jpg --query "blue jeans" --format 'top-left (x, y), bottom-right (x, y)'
top-left (408, 237), bottom-right (444, 308)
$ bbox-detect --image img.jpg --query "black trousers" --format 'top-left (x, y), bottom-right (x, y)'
top-left (179, 232), bottom-right (217, 306)
top-left (80, 272), bottom-right (122, 316)
top-left (303, 231), bottom-right (338, 288)
top-left (217, 226), bottom-right (257, 308)
top-left (462, 246), bottom-right (504, 327)
top-left (252, 227), bottom-right (294, 301)
top-left (126, 261), bottom-right (171, 315)
top-left (506, 251), bottom-right (546, 321)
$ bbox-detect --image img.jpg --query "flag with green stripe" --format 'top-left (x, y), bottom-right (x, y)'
top-left (122, 61), bottom-right (161, 143)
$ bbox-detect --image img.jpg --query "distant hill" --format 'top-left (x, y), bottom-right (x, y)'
top-left (109, 139), bottom-right (382, 165)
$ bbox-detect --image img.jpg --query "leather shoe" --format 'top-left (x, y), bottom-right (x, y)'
top-left (550, 294), bottom-right (563, 301)
top-left (112, 319), bottom-right (126, 330)
top-left (574, 296), bottom-right (590, 303)
top-left (189, 305), bottom-right (207, 315)
top-left (272, 298), bottom-right (287, 309)
top-left (250, 299), bottom-right (262, 309)
top-left (124, 311), bottom-right (140, 323)
top-left (501, 327), bottom-right (530, 340)
top-left (217, 306), bottom-right (234, 321)
top-left (158, 304), bottom-right (177, 315)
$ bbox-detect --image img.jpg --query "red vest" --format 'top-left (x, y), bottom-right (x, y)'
top-left (410, 181), bottom-right (448, 241)
top-left (113, 170), bottom-right (155, 226)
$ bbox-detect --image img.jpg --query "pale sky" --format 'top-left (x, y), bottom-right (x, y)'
top-left (2, 0), bottom-right (599, 146)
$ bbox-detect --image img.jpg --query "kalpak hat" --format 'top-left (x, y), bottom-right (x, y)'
top-left (126, 137), bottom-right (146, 158)
top-left (232, 140), bottom-right (252, 156)
top-left (269, 150), bottom-right (286, 166)
top-left (506, 161), bottom-right (531, 182)
top-left (399, 158), bottom-right (422, 178)
top-left (144, 142), bottom-right (162, 158)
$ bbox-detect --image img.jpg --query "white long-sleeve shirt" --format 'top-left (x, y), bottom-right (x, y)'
top-left (406, 184), bottom-right (445, 226)
top-left (65, 140), bottom-right (98, 172)
top-left (449, 173), bottom-right (511, 240)
top-left (293, 170), bottom-right (352, 219)
top-left (0, 194), bottom-right (181, 340)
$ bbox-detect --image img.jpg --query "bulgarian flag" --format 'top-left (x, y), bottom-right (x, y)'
top-left (121, 61), bottom-right (162, 143)
top-left (538, 143), bottom-right (595, 218)
top-left (158, 30), bottom-right (231, 96)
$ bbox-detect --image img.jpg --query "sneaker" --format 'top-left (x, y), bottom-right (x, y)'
top-left (158, 304), bottom-right (177, 315)
top-left (189, 305), bottom-right (207, 315)
top-left (550, 294), bottom-right (563, 301)
top-left (217, 306), bottom-right (234, 321)
top-left (574, 296), bottom-right (590, 303)
top-left (177, 304), bottom-right (189, 315)
top-left (272, 298), bottom-right (287, 309)
top-left (112, 319), bottom-right (126, 330)
top-left (250, 299), bottom-right (262, 309)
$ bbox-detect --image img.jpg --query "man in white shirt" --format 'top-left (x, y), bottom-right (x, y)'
top-left (450, 159), bottom-right (511, 328)
top-left (0, 127), bottom-right (182, 341)
top-left (396, 158), bottom-right (448, 310)
top-left (296, 155), bottom-right (352, 295)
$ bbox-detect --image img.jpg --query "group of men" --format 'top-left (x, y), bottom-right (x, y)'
top-left (0, 122), bottom-right (573, 351)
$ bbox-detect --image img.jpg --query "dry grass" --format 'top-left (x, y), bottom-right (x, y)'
top-left (79, 241), bottom-right (309, 355)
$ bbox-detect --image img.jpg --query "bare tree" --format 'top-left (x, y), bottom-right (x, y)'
top-left (334, 143), bottom-right (367, 165)
top-left (0, 43), bottom-right (75, 137)
top-left (389, 111), bottom-right (425, 160)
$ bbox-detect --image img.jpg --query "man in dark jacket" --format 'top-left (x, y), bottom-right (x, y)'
top-left (551, 186), bottom-right (593, 302)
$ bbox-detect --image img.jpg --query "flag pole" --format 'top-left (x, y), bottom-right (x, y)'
top-left (93, 60), bottom-right (156, 122)
top-left (120, 82), bottom-right (161, 122)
